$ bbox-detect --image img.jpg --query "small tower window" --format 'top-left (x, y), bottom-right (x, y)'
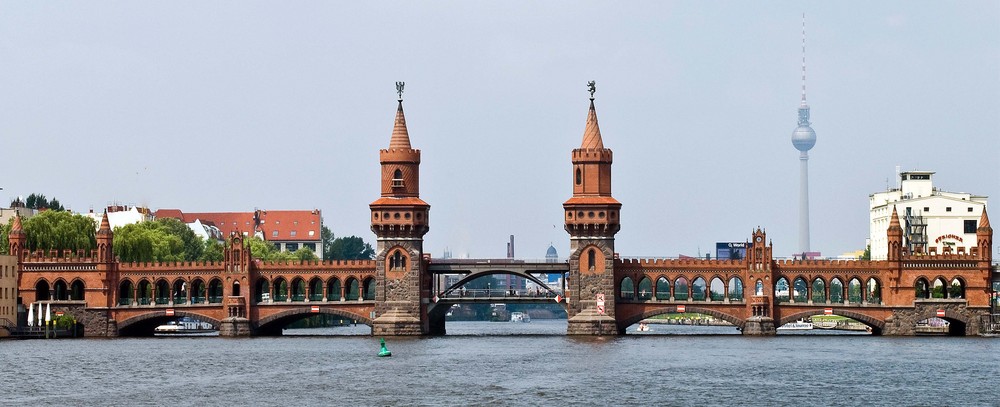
top-left (390, 250), bottom-right (407, 271)
top-left (588, 249), bottom-right (596, 271)
top-left (575, 168), bottom-right (582, 185)
top-left (392, 169), bottom-right (404, 188)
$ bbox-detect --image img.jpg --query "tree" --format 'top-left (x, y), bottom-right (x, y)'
top-left (326, 235), bottom-right (375, 260)
top-left (242, 235), bottom-right (299, 261)
top-left (0, 218), bottom-right (11, 255)
top-left (861, 245), bottom-right (871, 261)
top-left (22, 210), bottom-right (96, 254)
top-left (24, 193), bottom-right (65, 211)
top-left (113, 218), bottom-right (205, 263)
top-left (200, 239), bottom-right (224, 262)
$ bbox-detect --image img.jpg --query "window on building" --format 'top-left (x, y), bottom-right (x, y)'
top-left (273, 243), bottom-right (281, 251)
top-left (964, 220), bottom-right (977, 234)
top-left (923, 207), bottom-right (929, 212)
top-left (304, 243), bottom-right (316, 252)
top-left (290, 231), bottom-right (297, 237)
top-left (272, 230), bottom-right (278, 237)
top-left (968, 207), bottom-right (973, 212)
top-left (392, 169), bottom-right (405, 188)
top-left (286, 243), bottom-right (298, 252)
top-left (946, 207), bottom-right (952, 212)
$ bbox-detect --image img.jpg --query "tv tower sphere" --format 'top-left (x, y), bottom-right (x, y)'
top-left (792, 114), bottom-right (817, 152)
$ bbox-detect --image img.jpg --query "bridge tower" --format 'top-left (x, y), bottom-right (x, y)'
top-left (95, 213), bottom-right (119, 335)
top-left (219, 232), bottom-right (252, 336)
top-left (564, 83), bottom-right (622, 335)
top-left (977, 208), bottom-right (991, 263)
top-left (8, 215), bottom-right (25, 262)
top-left (370, 88), bottom-right (431, 336)
top-left (744, 228), bottom-right (776, 335)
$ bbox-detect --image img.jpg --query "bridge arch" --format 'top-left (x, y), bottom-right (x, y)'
top-left (779, 309), bottom-right (885, 335)
top-left (618, 305), bottom-right (745, 332)
top-left (254, 308), bottom-right (372, 336)
top-left (913, 308), bottom-right (971, 336)
top-left (116, 310), bottom-right (222, 336)
top-left (442, 269), bottom-right (557, 296)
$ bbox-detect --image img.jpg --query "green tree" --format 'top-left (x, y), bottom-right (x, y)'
top-left (0, 218), bottom-right (11, 255)
top-left (156, 218), bottom-right (204, 260)
top-left (294, 246), bottom-right (319, 262)
top-left (200, 239), bottom-right (224, 262)
top-left (23, 210), bottom-right (96, 254)
top-left (113, 222), bottom-right (184, 262)
top-left (24, 193), bottom-right (65, 211)
top-left (862, 245), bottom-right (871, 261)
top-left (327, 235), bottom-right (375, 260)
top-left (243, 235), bottom-right (297, 261)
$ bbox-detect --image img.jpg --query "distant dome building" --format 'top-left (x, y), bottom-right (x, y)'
top-left (546, 244), bottom-right (558, 263)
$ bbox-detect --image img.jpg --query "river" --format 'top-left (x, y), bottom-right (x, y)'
top-left (3, 320), bottom-right (999, 406)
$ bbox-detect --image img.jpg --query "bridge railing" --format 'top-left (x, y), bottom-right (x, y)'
top-left (439, 288), bottom-right (563, 299)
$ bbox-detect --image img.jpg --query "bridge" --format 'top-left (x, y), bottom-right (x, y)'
top-left (9, 92), bottom-right (996, 337)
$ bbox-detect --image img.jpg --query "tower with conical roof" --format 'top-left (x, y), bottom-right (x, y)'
top-left (791, 13), bottom-right (817, 257)
top-left (887, 206), bottom-right (903, 261)
top-left (564, 81), bottom-right (621, 335)
top-left (8, 215), bottom-right (25, 262)
top-left (370, 82), bottom-right (431, 336)
top-left (977, 208), bottom-right (992, 263)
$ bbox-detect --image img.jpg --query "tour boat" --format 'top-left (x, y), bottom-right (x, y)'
top-left (510, 312), bottom-right (531, 323)
top-left (154, 317), bottom-right (216, 334)
top-left (776, 319), bottom-right (814, 331)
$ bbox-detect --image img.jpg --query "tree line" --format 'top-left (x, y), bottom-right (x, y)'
top-left (1, 213), bottom-right (375, 262)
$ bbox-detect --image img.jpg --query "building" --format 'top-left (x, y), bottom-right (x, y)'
top-left (869, 171), bottom-right (988, 260)
top-left (791, 14), bottom-right (817, 256)
top-left (0, 255), bottom-right (17, 335)
top-left (0, 199), bottom-right (36, 227)
top-left (154, 209), bottom-right (324, 253)
top-left (84, 205), bottom-right (154, 230)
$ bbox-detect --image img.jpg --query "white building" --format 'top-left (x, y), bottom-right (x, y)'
top-left (870, 171), bottom-right (987, 260)
top-left (84, 205), bottom-right (154, 230)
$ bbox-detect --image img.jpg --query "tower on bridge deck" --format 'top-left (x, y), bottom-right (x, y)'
top-left (563, 81), bottom-right (621, 335)
top-left (370, 83), bottom-right (431, 336)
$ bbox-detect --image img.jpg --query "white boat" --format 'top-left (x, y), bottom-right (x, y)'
top-left (636, 322), bottom-right (651, 332)
top-left (777, 319), bottom-right (814, 331)
top-left (510, 312), bottom-right (531, 323)
top-left (154, 317), bottom-right (216, 334)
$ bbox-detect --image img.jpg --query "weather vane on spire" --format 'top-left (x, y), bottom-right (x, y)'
top-left (396, 81), bottom-right (405, 101)
top-left (587, 80), bottom-right (596, 100)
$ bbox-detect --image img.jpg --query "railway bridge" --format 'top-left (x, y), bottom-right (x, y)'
top-left (10, 89), bottom-right (995, 336)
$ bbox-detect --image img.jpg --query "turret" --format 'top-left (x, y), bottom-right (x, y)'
top-left (96, 211), bottom-right (114, 263)
top-left (887, 206), bottom-right (903, 261)
top-left (8, 215), bottom-right (25, 262)
top-left (978, 208), bottom-right (992, 262)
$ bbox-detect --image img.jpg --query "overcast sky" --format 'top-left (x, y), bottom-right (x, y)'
top-left (2, 2), bottom-right (997, 259)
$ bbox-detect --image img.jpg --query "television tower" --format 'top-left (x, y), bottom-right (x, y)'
top-left (791, 13), bottom-right (817, 256)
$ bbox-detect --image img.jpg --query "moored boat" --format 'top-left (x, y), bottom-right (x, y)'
top-left (154, 317), bottom-right (216, 335)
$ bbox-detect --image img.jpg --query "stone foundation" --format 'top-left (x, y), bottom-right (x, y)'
top-left (882, 300), bottom-right (984, 336)
top-left (566, 308), bottom-right (618, 335)
top-left (219, 317), bottom-right (252, 337)
top-left (742, 316), bottom-right (776, 335)
top-left (372, 302), bottom-right (424, 336)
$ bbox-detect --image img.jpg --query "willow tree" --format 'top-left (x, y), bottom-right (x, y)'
top-left (23, 210), bottom-right (97, 254)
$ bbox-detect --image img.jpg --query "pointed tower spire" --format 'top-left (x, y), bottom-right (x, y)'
top-left (389, 100), bottom-right (412, 150)
top-left (98, 211), bottom-right (112, 235)
top-left (581, 81), bottom-right (604, 149)
top-left (10, 214), bottom-right (22, 234)
top-left (888, 206), bottom-right (901, 231)
top-left (8, 215), bottom-right (25, 261)
top-left (979, 207), bottom-right (991, 230)
top-left (977, 207), bottom-right (992, 262)
top-left (97, 211), bottom-right (114, 262)
top-left (887, 206), bottom-right (903, 260)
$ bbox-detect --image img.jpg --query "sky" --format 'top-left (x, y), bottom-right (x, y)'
top-left (1, 2), bottom-right (997, 260)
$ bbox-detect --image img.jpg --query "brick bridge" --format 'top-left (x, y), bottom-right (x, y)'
top-left (10, 93), bottom-right (995, 336)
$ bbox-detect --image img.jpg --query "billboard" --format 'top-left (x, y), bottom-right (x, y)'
top-left (716, 242), bottom-right (747, 260)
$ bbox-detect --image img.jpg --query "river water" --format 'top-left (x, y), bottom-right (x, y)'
top-left (3, 320), bottom-right (999, 406)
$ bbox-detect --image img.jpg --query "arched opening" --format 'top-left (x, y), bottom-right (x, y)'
top-left (362, 278), bottom-right (376, 300)
top-left (709, 278), bottom-right (725, 301)
top-left (866, 278), bottom-right (881, 304)
top-left (793, 277), bottom-right (808, 303)
top-left (637, 277), bottom-right (653, 301)
top-left (309, 278), bottom-right (324, 301)
top-left (915, 316), bottom-right (966, 336)
top-left (754, 279), bottom-right (764, 296)
top-left (389, 250), bottom-right (407, 271)
top-left (847, 278), bottom-right (863, 304)
top-left (232, 281), bottom-right (241, 297)
top-left (775, 277), bottom-right (790, 303)
top-left (345, 278), bottom-right (360, 301)
top-left (655, 277), bottom-right (670, 300)
top-left (587, 249), bottom-right (596, 271)
top-left (191, 279), bottom-right (206, 303)
top-left (915, 278), bottom-right (930, 299)
top-left (173, 279), bottom-right (187, 304)
top-left (291, 278), bottom-right (306, 301)
top-left (830, 278), bottom-right (844, 303)
top-left (949, 278), bottom-right (965, 299)
top-left (35, 280), bottom-right (50, 301)
top-left (727, 277), bottom-right (743, 301)
top-left (691, 277), bottom-right (706, 301)
top-left (327, 278), bottom-right (342, 301)
top-left (255, 278), bottom-right (270, 303)
top-left (392, 169), bottom-right (403, 184)
top-left (575, 168), bottom-right (581, 185)
top-left (273, 277), bottom-right (288, 301)
top-left (118, 280), bottom-right (133, 306)
top-left (70, 280), bottom-right (85, 301)
top-left (931, 277), bottom-right (948, 298)
top-left (54, 280), bottom-right (68, 301)
top-left (674, 277), bottom-right (689, 301)
top-left (619, 277), bottom-right (634, 300)
top-left (155, 280), bottom-right (170, 304)
top-left (811, 278), bottom-right (826, 303)
top-left (137, 280), bottom-right (152, 305)
top-left (207, 279), bottom-right (223, 303)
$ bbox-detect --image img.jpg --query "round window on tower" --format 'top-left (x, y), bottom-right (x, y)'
top-left (393, 213), bottom-right (400, 220)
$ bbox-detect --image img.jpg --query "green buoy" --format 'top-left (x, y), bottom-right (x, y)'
top-left (378, 338), bottom-right (392, 357)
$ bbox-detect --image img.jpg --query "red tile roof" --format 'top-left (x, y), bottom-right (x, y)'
top-left (154, 209), bottom-right (322, 242)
